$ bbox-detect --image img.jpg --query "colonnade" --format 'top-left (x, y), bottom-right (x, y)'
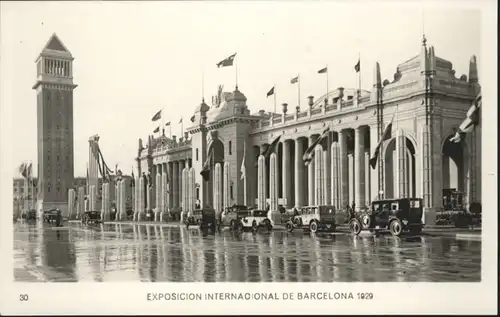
top-left (253, 126), bottom-right (415, 212)
top-left (132, 158), bottom-right (194, 221)
top-left (41, 59), bottom-right (72, 77)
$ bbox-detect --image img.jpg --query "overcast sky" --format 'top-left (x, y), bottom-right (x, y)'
top-left (1, 1), bottom-right (482, 177)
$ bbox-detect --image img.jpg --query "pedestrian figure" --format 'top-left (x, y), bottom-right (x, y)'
top-left (195, 199), bottom-right (201, 209)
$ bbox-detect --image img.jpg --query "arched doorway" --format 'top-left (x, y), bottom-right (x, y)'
top-left (383, 135), bottom-right (416, 199)
top-left (442, 135), bottom-right (467, 210)
top-left (207, 139), bottom-right (224, 208)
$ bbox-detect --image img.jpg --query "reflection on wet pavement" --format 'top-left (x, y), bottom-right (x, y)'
top-left (13, 222), bottom-right (481, 282)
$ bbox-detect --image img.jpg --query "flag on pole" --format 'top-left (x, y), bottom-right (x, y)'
top-left (131, 169), bottom-right (135, 187)
top-left (18, 163), bottom-right (27, 178)
top-left (26, 163), bottom-right (33, 178)
top-left (290, 76), bottom-right (299, 84)
top-left (354, 59), bottom-right (361, 73)
top-left (449, 92), bottom-right (482, 143)
top-left (369, 109), bottom-right (397, 169)
top-left (263, 135), bottom-right (281, 159)
top-left (240, 143), bottom-right (246, 181)
top-left (151, 110), bottom-right (162, 122)
top-left (266, 86), bottom-right (275, 97)
top-left (165, 121), bottom-right (171, 126)
top-left (179, 118), bottom-right (183, 124)
top-left (318, 66), bottom-right (328, 74)
top-left (302, 127), bottom-right (330, 166)
top-left (200, 149), bottom-right (214, 182)
top-left (217, 53), bottom-right (236, 68)
top-left (153, 126), bottom-right (160, 133)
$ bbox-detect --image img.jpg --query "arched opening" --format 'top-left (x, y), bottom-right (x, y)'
top-left (383, 135), bottom-right (416, 199)
top-left (207, 139), bottom-right (224, 208)
top-left (442, 135), bottom-right (466, 211)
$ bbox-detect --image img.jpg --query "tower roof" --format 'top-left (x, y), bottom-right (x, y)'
top-left (36, 33), bottom-right (73, 61)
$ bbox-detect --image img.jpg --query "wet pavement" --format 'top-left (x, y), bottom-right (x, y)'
top-left (13, 222), bottom-right (481, 282)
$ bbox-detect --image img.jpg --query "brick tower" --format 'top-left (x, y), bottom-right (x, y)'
top-left (33, 33), bottom-right (77, 215)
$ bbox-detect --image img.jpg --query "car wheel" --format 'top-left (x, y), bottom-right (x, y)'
top-left (251, 221), bottom-right (258, 233)
top-left (349, 219), bottom-right (362, 235)
top-left (309, 221), bottom-right (318, 233)
top-left (286, 221), bottom-right (294, 232)
top-left (264, 219), bottom-right (272, 232)
top-left (389, 219), bottom-right (403, 236)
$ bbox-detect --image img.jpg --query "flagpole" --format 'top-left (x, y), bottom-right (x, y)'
top-left (235, 62), bottom-right (238, 89)
top-left (243, 141), bottom-right (247, 206)
top-left (273, 85), bottom-right (276, 114)
top-left (298, 74), bottom-right (301, 107)
top-left (358, 52), bottom-right (361, 98)
top-left (326, 65), bottom-right (329, 101)
top-left (202, 70), bottom-right (205, 101)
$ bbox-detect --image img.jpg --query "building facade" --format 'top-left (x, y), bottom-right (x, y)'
top-left (33, 34), bottom-right (77, 215)
top-left (136, 39), bottom-right (481, 223)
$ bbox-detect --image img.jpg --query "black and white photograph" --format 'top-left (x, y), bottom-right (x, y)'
top-left (0, 0), bottom-right (497, 315)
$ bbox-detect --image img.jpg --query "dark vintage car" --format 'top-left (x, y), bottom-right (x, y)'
top-left (184, 208), bottom-right (217, 231)
top-left (349, 198), bottom-right (423, 236)
top-left (286, 205), bottom-right (344, 233)
top-left (25, 209), bottom-right (37, 222)
top-left (219, 205), bottom-right (248, 230)
top-left (44, 209), bottom-right (63, 227)
top-left (82, 210), bottom-right (101, 225)
top-left (438, 189), bottom-right (480, 227)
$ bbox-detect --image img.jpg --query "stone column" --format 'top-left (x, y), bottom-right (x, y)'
top-left (172, 161), bottom-right (179, 209)
top-left (339, 130), bottom-right (349, 209)
top-left (168, 162), bottom-right (173, 210)
top-left (282, 140), bottom-right (292, 208)
top-left (294, 139), bottom-right (305, 208)
top-left (155, 165), bottom-right (162, 222)
top-left (189, 168), bottom-right (196, 216)
top-left (269, 153), bottom-right (279, 223)
top-left (101, 182), bottom-right (110, 221)
top-left (325, 133), bottom-right (332, 205)
top-left (257, 155), bottom-right (267, 210)
top-left (314, 145), bottom-right (324, 205)
top-left (396, 129), bottom-right (408, 198)
top-left (179, 160), bottom-right (185, 210)
top-left (133, 177), bottom-right (139, 221)
top-left (119, 180), bottom-right (127, 221)
top-left (181, 167), bottom-right (188, 223)
top-left (161, 164), bottom-right (168, 220)
top-left (115, 181), bottom-right (120, 220)
top-left (331, 142), bottom-right (340, 209)
top-left (365, 150), bottom-right (371, 206)
top-left (68, 189), bottom-right (76, 220)
top-left (223, 161), bottom-right (230, 213)
top-left (146, 177), bottom-right (153, 217)
top-left (77, 186), bottom-right (85, 219)
top-left (138, 176), bottom-right (146, 221)
top-left (354, 126), bottom-right (366, 210)
top-left (90, 185), bottom-right (97, 211)
top-left (214, 163), bottom-right (223, 215)
top-left (308, 135), bottom-right (318, 206)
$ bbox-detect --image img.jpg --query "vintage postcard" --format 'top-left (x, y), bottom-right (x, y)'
top-left (0, 0), bottom-right (497, 315)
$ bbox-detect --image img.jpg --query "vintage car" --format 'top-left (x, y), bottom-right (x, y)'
top-left (82, 210), bottom-right (101, 225)
top-left (44, 209), bottom-right (63, 226)
top-left (219, 205), bottom-right (249, 230)
top-left (349, 198), bottom-right (423, 236)
top-left (286, 205), bottom-right (344, 233)
top-left (25, 209), bottom-right (37, 222)
top-left (184, 208), bottom-right (217, 231)
top-left (239, 209), bottom-right (273, 232)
